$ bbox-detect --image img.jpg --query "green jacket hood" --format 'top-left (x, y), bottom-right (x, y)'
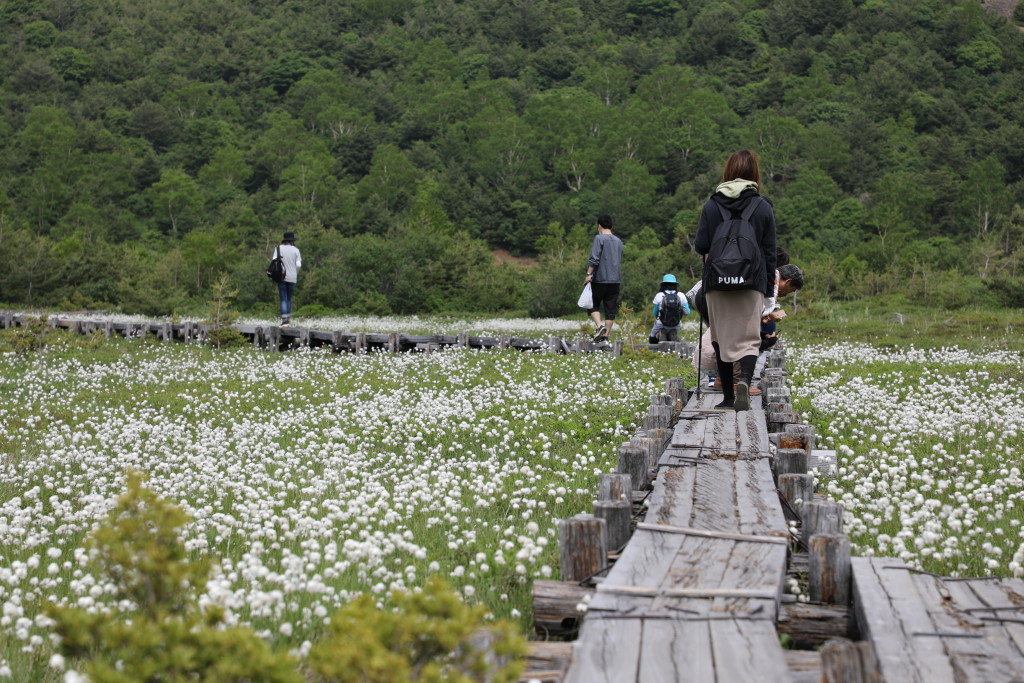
top-left (715, 179), bottom-right (759, 198)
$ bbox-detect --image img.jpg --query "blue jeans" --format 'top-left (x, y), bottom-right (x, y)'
top-left (278, 281), bottom-right (295, 319)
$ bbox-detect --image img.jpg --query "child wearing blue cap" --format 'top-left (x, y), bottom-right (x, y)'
top-left (648, 274), bottom-right (689, 343)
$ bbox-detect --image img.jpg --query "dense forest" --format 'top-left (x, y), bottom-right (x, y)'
top-left (0, 0), bottom-right (1022, 318)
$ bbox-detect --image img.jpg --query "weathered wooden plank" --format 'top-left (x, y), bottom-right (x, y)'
top-left (851, 557), bottom-right (957, 682)
top-left (656, 446), bottom-right (705, 469)
top-left (562, 618), bottom-right (642, 683)
top-left (709, 540), bottom-right (787, 618)
top-left (958, 578), bottom-right (1024, 663)
top-left (710, 618), bottom-right (793, 682)
top-left (735, 458), bottom-right (788, 536)
top-left (736, 396), bottom-right (770, 459)
top-left (586, 527), bottom-right (688, 613)
top-left (913, 575), bottom-right (1024, 683)
top-left (638, 619), bottom-right (714, 683)
top-left (689, 459), bottom-right (739, 532)
top-left (635, 522), bottom-right (787, 545)
top-left (644, 467), bottom-right (697, 528)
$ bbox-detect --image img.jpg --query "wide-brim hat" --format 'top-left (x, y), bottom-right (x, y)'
top-left (661, 273), bottom-right (678, 285)
top-left (283, 231), bottom-right (297, 242)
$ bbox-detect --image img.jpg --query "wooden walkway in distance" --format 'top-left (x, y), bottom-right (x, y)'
top-left (564, 388), bottom-right (794, 682)
top-left (0, 312), bottom-right (696, 357)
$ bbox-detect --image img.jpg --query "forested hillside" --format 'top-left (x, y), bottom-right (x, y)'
top-left (1, 0), bottom-right (1022, 317)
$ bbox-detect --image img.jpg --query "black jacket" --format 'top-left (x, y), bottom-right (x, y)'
top-left (694, 189), bottom-right (777, 296)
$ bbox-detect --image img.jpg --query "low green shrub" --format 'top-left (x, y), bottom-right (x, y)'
top-left (308, 576), bottom-right (526, 683)
top-left (47, 472), bottom-right (301, 682)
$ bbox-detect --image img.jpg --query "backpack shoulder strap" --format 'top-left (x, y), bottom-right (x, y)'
top-left (715, 201), bottom-right (732, 224)
top-left (740, 196), bottom-right (763, 222)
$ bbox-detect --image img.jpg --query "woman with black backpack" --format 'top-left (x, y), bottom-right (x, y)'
top-left (694, 150), bottom-right (777, 412)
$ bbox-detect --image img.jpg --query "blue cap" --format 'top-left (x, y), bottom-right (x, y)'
top-left (661, 274), bottom-right (678, 285)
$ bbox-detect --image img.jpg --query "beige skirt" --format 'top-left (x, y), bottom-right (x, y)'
top-left (706, 289), bottom-right (762, 362)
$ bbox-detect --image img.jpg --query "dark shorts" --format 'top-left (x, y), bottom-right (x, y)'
top-left (588, 282), bottom-right (620, 320)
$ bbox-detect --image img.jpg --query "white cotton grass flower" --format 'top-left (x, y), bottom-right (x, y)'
top-left (0, 335), bottom-right (721, 649)
top-left (791, 341), bottom-right (1024, 578)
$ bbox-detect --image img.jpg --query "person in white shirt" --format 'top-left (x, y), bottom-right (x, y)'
top-left (276, 231), bottom-right (302, 327)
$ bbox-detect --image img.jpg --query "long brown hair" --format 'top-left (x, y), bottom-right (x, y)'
top-left (722, 149), bottom-right (762, 188)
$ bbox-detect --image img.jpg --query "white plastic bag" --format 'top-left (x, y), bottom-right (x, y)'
top-left (577, 283), bottom-right (593, 309)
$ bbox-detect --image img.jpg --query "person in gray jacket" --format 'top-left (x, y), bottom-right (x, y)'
top-left (276, 231), bottom-right (302, 327)
top-left (584, 214), bottom-right (623, 341)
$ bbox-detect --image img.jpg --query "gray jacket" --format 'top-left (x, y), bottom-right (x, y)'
top-left (588, 233), bottom-right (623, 283)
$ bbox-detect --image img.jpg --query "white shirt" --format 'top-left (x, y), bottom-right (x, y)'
top-left (277, 244), bottom-right (301, 284)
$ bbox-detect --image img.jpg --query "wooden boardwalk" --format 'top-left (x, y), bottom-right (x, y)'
top-left (0, 312), bottom-right (696, 357)
top-left (546, 369), bottom-right (1024, 683)
top-left (564, 388), bottom-right (794, 682)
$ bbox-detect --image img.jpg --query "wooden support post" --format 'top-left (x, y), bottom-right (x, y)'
top-left (547, 336), bottom-right (560, 353)
top-left (809, 534), bottom-right (852, 605)
top-left (643, 405), bottom-right (672, 431)
top-left (266, 326), bottom-right (281, 352)
top-left (778, 473), bottom-right (815, 522)
top-left (1, 312), bottom-right (11, 329)
top-left (630, 435), bottom-right (659, 471)
top-left (617, 445), bottom-right (648, 491)
top-left (804, 500), bottom-right (844, 539)
top-left (611, 341), bottom-right (623, 356)
top-left (355, 332), bottom-right (367, 354)
top-left (499, 334), bottom-right (511, 349)
top-left (197, 324), bottom-right (208, 345)
top-left (778, 431), bottom-right (811, 453)
top-left (784, 423), bottom-right (816, 451)
top-left (103, 321), bottom-right (113, 339)
top-left (253, 327), bottom-right (265, 350)
top-left (331, 330), bottom-right (345, 352)
top-left (665, 377), bottom-right (685, 406)
top-left (593, 499), bottom-right (631, 551)
top-left (457, 332), bottom-right (469, 349)
top-left (776, 448), bottom-right (809, 476)
top-left (557, 514), bottom-right (608, 583)
top-left (819, 638), bottom-right (881, 683)
top-left (646, 427), bottom-right (671, 458)
top-left (651, 393), bottom-right (674, 409)
top-left (297, 328), bottom-right (309, 348)
top-left (597, 473), bottom-right (632, 502)
top-left (160, 322), bottom-right (172, 342)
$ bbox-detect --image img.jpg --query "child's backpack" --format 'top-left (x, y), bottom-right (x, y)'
top-left (659, 291), bottom-right (684, 326)
top-left (703, 198), bottom-right (764, 292)
top-left (267, 246), bottom-right (286, 283)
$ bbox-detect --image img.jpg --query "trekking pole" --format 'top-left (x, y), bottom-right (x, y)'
top-left (696, 311), bottom-right (703, 401)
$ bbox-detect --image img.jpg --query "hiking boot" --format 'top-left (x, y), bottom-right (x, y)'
top-left (714, 398), bottom-right (735, 410)
top-left (734, 381), bottom-right (751, 411)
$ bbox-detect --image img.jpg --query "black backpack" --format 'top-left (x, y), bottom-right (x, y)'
top-left (659, 291), bottom-right (683, 326)
top-left (703, 198), bottom-right (764, 292)
top-left (267, 246), bottom-right (286, 283)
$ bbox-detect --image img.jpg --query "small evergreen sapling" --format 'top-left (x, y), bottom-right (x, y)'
top-left (203, 273), bottom-right (246, 349)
